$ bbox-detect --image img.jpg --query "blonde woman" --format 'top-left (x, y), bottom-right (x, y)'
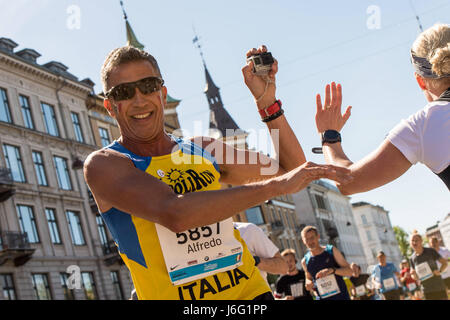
top-left (314, 23), bottom-right (450, 193)
top-left (409, 232), bottom-right (448, 300)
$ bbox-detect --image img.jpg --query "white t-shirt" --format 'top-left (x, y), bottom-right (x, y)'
top-left (386, 100), bottom-right (450, 174)
top-left (234, 222), bottom-right (280, 283)
top-left (438, 247), bottom-right (450, 280)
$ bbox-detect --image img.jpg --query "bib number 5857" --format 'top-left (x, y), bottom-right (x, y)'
top-left (176, 223), bottom-right (220, 244)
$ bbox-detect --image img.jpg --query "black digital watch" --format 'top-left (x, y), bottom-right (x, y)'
top-left (321, 130), bottom-right (342, 145)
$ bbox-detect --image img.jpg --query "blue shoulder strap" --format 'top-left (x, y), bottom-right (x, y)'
top-left (304, 251), bottom-right (311, 265)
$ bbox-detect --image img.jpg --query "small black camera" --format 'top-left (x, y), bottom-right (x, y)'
top-left (247, 52), bottom-right (274, 76)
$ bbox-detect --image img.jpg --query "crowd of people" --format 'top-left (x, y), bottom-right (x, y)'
top-left (85, 21), bottom-right (449, 300)
top-left (259, 225), bottom-right (449, 301)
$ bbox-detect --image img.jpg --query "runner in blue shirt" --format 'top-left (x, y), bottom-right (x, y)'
top-left (372, 251), bottom-right (401, 300)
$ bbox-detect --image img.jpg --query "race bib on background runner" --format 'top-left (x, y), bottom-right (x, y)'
top-left (316, 275), bottom-right (340, 298)
top-left (382, 277), bottom-right (396, 291)
top-left (355, 284), bottom-right (366, 297)
top-left (415, 262), bottom-right (433, 281)
top-left (407, 282), bottom-right (417, 291)
top-left (290, 281), bottom-right (304, 297)
top-left (155, 218), bottom-right (243, 285)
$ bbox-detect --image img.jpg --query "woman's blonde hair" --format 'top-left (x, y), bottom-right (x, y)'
top-left (412, 23), bottom-right (450, 89)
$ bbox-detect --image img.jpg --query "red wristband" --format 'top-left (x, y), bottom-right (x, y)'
top-left (259, 100), bottom-right (282, 119)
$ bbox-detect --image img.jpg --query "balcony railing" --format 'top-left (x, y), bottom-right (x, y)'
top-left (270, 220), bottom-right (284, 235)
top-left (0, 231), bottom-right (35, 266)
top-left (102, 240), bottom-right (123, 266)
top-left (0, 168), bottom-right (15, 202)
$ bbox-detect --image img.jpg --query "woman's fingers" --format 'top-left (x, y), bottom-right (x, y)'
top-left (343, 105), bottom-right (352, 123)
top-left (324, 84), bottom-right (331, 107)
top-left (316, 94), bottom-right (323, 113)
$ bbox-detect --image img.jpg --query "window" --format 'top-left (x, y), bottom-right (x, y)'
top-left (66, 210), bottom-right (85, 245)
top-left (366, 230), bottom-right (373, 241)
top-left (46, 208), bottom-right (61, 244)
top-left (110, 271), bottom-right (124, 300)
top-left (71, 112), bottom-right (84, 143)
top-left (60, 273), bottom-right (75, 300)
top-left (16, 205), bottom-right (39, 243)
top-left (20, 95), bottom-right (34, 129)
top-left (361, 214), bottom-right (368, 225)
top-left (31, 274), bottom-right (52, 300)
top-left (41, 102), bottom-right (59, 136)
top-left (98, 127), bottom-right (111, 147)
top-left (3, 144), bottom-right (26, 182)
top-left (81, 272), bottom-right (98, 300)
top-left (314, 194), bottom-right (327, 210)
top-left (32, 151), bottom-right (48, 186)
top-left (0, 88), bottom-right (12, 123)
top-left (245, 206), bottom-right (264, 225)
top-left (96, 215), bottom-right (109, 252)
top-left (54, 156), bottom-right (72, 190)
top-left (0, 274), bottom-right (16, 300)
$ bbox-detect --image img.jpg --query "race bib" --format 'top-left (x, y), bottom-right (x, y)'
top-left (155, 218), bottom-right (243, 285)
top-left (316, 275), bottom-right (340, 298)
top-left (382, 277), bottom-right (396, 291)
top-left (355, 284), bottom-right (366, 297)
top-left (407, 282), bottom-right (417, 291)
top-left (290, 281), bottom-right (304, 297)
top-left (415, 262), bottom-right (433, 281)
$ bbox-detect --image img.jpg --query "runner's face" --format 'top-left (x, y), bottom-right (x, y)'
top-left (302, 231), bottom-right (319, 250)
top-left (410, 236), bottom-right (423, 251)
top-left (430, 238), bottom-right (438, 249)
top-left (284, 254), bottom-right (297, 272)
top-left (377, 255), bottom-right (386, 265)
top-left (105, 60), bottom-right (167, 143)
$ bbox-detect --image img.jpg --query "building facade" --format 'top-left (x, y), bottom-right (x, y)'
top-left (0, 32), bottom-right (182, 299)
top-left (0, 37), bottom-right (134, 300)
top-left (352, 202), bottom-right (403, 270)
top-left (292, 180), bottom-right (368, 271)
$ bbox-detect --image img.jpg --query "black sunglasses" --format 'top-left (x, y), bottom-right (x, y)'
top-left (105, 76), bottom-right (164, 101)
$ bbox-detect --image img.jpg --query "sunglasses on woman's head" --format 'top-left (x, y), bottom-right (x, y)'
top-left (105, 76), bottom-right (164, 101)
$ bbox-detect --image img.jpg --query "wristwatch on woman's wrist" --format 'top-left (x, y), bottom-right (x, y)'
top-left (321, 130), bottom-right (341, 145)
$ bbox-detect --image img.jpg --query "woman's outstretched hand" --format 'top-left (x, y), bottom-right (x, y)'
top-left (315, 82), bottom-right (352, 133)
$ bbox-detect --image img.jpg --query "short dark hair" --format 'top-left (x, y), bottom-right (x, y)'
top-left (101, 46), bottom-right (162, 93)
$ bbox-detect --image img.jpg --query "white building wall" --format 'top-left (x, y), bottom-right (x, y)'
top-left (352, 203), bottom-right (403, 271)
top-left (326, 190), bottom-right (368, 271)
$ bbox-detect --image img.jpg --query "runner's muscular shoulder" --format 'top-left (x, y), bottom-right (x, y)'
top-left (83, 149), bottom-right (175, 225)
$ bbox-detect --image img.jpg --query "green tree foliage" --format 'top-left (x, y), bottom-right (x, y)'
top-left (393, 226), bottom-right (412, 258)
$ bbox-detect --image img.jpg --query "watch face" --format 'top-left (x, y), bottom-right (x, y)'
top-left (323, 130), bottom-right (340, 140)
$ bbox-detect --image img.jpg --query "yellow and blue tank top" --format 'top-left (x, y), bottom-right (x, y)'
top-left (101, 136), bottom-right (270, 300)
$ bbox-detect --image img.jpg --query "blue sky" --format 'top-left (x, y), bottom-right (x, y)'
top-left (1, 0), bottom-right (448, 235)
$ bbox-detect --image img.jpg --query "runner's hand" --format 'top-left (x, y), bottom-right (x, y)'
top-left (316, 268), bottom-right (333, 279)
top-left (433, 270), bottom-right (441, 277)
top-left (284, 295), bottom-right (294, 300)
top-left (277, 161), bottom-right (353, 195)
top-left (242, 45), bottom-right (278, 109)
top-left (305, 279), bottom-right (314, 291)
top-left (315, 82), bottom-right (352, 133)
